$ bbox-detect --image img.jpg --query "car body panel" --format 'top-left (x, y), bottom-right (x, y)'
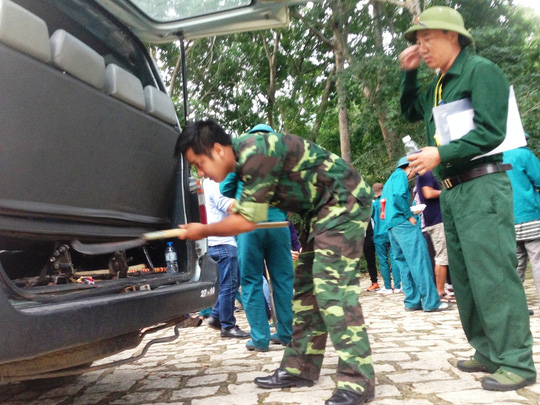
top-left (0, 0), bottom-right (311, 380)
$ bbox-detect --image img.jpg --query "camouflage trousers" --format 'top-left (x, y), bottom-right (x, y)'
top-left (280, 193), bottom-right (375, 395)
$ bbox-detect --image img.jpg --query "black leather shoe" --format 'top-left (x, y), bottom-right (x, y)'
top-left (207, 316), bottom-right (221, 330)
top-left (220, 325), bottom-right (250, 339)
top-left (254, 368), bottom-right (314, 389)
top-left (325, 389), bottom-right (374, 405)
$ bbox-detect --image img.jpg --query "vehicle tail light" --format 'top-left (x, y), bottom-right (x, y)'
top-left (195, 178), bottom-right (207, 224)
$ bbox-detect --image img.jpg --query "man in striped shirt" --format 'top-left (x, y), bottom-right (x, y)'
top-left (504, 144), bottom-right (540, 310)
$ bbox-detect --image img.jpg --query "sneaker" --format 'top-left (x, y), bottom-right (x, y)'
top-left (246, 339), bottom-right (269, 352)
top-left (377, 287), bottom-right (393, 295)
top-left (481, 369), bottom-right (535, 391)
top-left (393, 288), bottom-right (403, 294)
top-left (425, 302), bottom-right (453, 312)
top-left (366, 282), bottom-right (380, 292)
top-left (270, 333), bottom-right (289, 346)
top-left (457, 357), bottom-right (490, 373)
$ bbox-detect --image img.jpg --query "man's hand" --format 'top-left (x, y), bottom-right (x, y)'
top-left (407, 147), bottom-right (441, 176)
top-left (177, 213), bottom-right (257, 241)
top-left (409, 216), bottom-right (417, 226)
top-left (177, 223), bottom-right (208, 240)
top-left (399, 45), bottom-right (420, 71)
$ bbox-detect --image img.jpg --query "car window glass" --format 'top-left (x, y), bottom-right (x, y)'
top-left (130, 0), bottom-right (252, 22)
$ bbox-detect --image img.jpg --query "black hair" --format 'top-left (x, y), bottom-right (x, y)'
top-left (457, 34), bottom-right (470, 48)
top-left (441, 30), bottom-right (470, 49)
top-left (175, 119), bottom-right (232, 158)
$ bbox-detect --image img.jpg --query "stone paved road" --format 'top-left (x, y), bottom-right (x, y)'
top-left (1, 275), bottom-right (539, 405)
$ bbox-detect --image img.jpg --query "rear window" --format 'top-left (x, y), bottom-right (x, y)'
top-left (130, 0), bottom-right (252, 22)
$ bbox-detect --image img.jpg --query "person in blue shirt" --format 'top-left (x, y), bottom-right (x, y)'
top-left (382, 157), bottom-right (450, 312)
top-left (371, 182), bottom-right (401, 294)
top-left (503, 144), bottom-right (540, 310)
top-left (220, 124), bottom-right (294, 353)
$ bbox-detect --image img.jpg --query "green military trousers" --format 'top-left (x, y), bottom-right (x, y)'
top-left (441, 172), bottom-right (536, 380)
top-left (280, 193), bottom-right (375, 396)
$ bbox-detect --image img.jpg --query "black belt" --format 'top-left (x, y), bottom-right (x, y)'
top-left (441, 163), bottom-right (512, 190)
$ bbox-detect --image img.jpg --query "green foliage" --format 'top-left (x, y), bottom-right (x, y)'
top-left (153, 0), bottom-right (540, 179)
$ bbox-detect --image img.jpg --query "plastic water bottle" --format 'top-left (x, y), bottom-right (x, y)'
top-left (402, 135), bottom-right (420, 155)
top-left (165, 242), bottom-right (178, 274)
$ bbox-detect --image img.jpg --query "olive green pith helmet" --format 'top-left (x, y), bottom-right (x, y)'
top-left (404, 6), bottom-right (474, 46)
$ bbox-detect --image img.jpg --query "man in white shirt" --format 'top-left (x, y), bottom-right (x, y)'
top-left (203, 179), bottom-right (249, 339)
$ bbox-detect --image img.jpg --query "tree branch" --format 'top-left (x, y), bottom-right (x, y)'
top-left (291, 9), bottom-right (333, 48)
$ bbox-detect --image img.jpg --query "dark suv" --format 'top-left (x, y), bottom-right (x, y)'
top-left (0, 0), bottom-right (304, 382)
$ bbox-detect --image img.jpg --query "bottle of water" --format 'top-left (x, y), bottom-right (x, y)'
top-left (402, 135), bottom-right (420, 155)
top-left (165, 242), bottom-right (179, 274)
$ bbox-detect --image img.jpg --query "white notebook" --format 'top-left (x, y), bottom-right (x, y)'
top-left (432, 86), bottom-right (526, 159)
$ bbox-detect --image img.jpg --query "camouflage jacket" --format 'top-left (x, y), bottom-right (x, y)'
top-left (230, 131), bottom-right (372, 225)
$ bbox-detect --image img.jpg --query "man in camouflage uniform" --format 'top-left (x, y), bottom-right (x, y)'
top-left (176, 120), bottom-right (375, 405)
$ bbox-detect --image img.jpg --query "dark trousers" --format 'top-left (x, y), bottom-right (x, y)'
top-left (364, 221), bottom-right (377, 283)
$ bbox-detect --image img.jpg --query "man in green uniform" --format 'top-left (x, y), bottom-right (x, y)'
top-left (399, 6), bottom-right (536, 391)
top-left (175, 120), bottom-right (375, 405)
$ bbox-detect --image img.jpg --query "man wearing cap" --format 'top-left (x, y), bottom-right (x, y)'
top-left (220, 124), bottom-right (294, 353)
top-left (399, 6), bottom-right (536, 391)
top-left (382, 157), bottom-right (446, 312)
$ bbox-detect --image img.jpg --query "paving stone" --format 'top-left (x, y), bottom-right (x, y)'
top-left (412, 379), bottom-right (479, 394)
top-left (386, 369), bottom-right (454, 383)
top-left (171, 385), bottom-right (220, 399)
top-left (140, 377), bottom-right (180, 389)
top-left (84, 380), bottom-right (136, 393)
top-left (2, 275), bottom-right (539, 404)
top-left (110, 390), bottom-right (164, 403)
top-left (374, 364), bottom-right (396, 373)
top-left (375, 384), bottom-right (401, 397)
top-left (264, 389), bottom-right (334, 404)
top-left (373, 352), bottom-right (412, 362)
top-left (72, 392), bottom-right (111, 404)
top-left (192, 393), bottom-right (259, 405)
top-left (371, 399), bottom-right (433, 405)
top-left (235, 370), bottom-right (269, 382)
top-left (37, 383), bottom-right (85, 398)
top-left (228, 382), bottom-right (257, 395)
top-left (436, 388), bottom-right (527, 404)
top-left (185, 373), bottom-right (229, 386)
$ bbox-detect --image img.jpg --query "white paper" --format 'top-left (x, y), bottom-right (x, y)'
top-left (447, 109), bottom-right (476, 141)
top-left (432, 86), bottom-right (527, 159)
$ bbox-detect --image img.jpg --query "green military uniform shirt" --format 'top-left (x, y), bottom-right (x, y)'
top-left (401, 49), bottom-right (510, 179)
top-left (230, 131), bottom-right (372, 232)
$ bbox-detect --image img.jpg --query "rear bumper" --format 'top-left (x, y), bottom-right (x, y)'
top-left (0, 253), bottom-right (218, 365)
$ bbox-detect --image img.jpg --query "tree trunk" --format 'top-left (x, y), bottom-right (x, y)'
top-left (261, 31), bottom-right (280, 129)
top-left (311, 66), bottom-right (335, 143)
top-left (330, 1), bottom-right (352, 163)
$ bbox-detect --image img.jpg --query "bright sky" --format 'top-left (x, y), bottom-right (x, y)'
top-left (513, 0), bottom-right (540, 16)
